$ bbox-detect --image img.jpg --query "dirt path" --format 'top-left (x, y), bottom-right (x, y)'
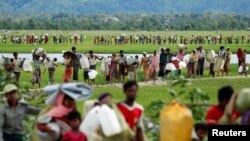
top-left (29, 75), bottom-right (249, 92)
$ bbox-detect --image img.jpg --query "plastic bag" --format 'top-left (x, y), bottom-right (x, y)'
top-left (179, 61), bottom-right (187, 70)
top-left (206, 50), bottom-right (216, 63)
top-left (166, 63), bottom-right (177, 71)
top-left (22, 60), bottom-right (33, 72)
top-left (88, 70), bottom-right (98, 80)
top-left (160, 101), bottom-right (193, 141)
top-left (183, 54), bottom-right (190, 64)
top-left (80, 55), bottom-right (89, 69)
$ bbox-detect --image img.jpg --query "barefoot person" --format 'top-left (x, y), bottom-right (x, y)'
top-left (118, 50), bottom-right (127, 83)
top-left (72, 47), bottom-right (81, 81)
top-left (88, 50), bottom-right (103, 70)
top-left (223, 48), bottom-right (232, 76)
top-left (140, 52), bottom-right (150, 83)
top-left (13, 52), bottom-right (24, 82)
top-left (31, 50), bottom-right (46, 88)
top-left (149, 50), bottom-right (159, 82)
top-left (188, 50), bottom-right (198, 78)
top-left (63, 54), bottom-right (73, 82)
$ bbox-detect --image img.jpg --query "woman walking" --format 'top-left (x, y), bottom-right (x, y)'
top-left (140, 52), bottom-right (150, 83)
top-left (31, 51), bottom-right (45, 88)
top-left (188, 49), bottom-right (198, 78)
top-left (237, 48), bottom-right (244, 67)
top-left (214, 46), bottom-right (226, 76)
top-left (223, 48), bottom-right (232, 76)
top-left (150, 50), bottom-right (159, 82)
top-left (63, 54), bottom-right (73, 82)
top-left (109, 53), bottom-right (119, 84)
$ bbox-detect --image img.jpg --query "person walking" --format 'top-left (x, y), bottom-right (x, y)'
top-left (150, 50), bottom-right (159, 82)
top-left (31, 51), bottom-right (45, 88)
top-left (140, 52), bottom-right (150, 83)
top-left (158, 48), bottom-right (167, 80)
top-left (223, 48), bottom-right (232, 76)
top-left (13, 52), bottom-right (23, 82)
top-left (71, 47), bottom-right (81, 81)
top-left (118, 50), bottom-right (127, 83)
top-left (237, 48), bottom-right (244, 67)
top-left (45, 57), bottom-right (58, 84)
top-left (188, 50), bottom-right (198, 78)
top-left (0, 84), bottom-right (41, 141)
top-left (196, 46), bottom-right (205, 78)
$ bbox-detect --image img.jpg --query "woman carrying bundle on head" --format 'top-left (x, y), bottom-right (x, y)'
top-left (31, 48), bottom-right (46, 88)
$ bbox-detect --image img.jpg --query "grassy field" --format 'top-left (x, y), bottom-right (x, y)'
top-left (0, 30), bottom-right (249, 54)
top-left (14, 62), bottom-right (249, 114)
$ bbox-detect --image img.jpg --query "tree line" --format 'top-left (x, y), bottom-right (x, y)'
top-left (0, 13), bottom-right (249, 31)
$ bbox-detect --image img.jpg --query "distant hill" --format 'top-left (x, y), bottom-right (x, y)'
top-left (0, 0), bottom-right (249, 14)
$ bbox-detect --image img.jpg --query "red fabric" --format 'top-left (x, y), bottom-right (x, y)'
top-left (62, 131), bottom-right (87, 141)
top-left (206, 105), bottom-right (240, 125)
top-left (237, 49), bottom-right (244, 59)
top-left (117, 103), bottom-right (143, 130)
top-left (172, 60), bottom-right (180, 69)
top-left (64, 67), bottom-right (72, 82)
top-left (37, 124), bottom-right (50, 132)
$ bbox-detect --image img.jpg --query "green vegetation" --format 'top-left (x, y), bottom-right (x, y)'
top-left (0, 13), bottom-right (249, 30)
top-left (1, 0), bottom-right (250, 14)
top-left (0, 30), bottom-right (249, 54)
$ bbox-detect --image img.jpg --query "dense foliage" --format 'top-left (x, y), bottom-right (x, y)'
top-left (0, 13), bottom-right (249, 30)
top-left (1, 0), bottom-right (250, 14)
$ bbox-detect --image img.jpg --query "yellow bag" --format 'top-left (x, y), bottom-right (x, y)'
top-left (160, 101), bottom-right (193, 141)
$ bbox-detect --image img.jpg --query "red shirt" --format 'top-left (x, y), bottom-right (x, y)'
top-left (117, 102), bottom-right (143, 130)
top-left (206, 105), bottom-right (240, 125)
top-left (62, 130), bottom-right (87, 141)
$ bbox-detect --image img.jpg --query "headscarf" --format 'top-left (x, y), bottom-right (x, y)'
top-left (47, 93), bottom-right (75, 118)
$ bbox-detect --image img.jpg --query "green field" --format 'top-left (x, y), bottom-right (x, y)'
top-left (0, 30), bottom-right (250, 54)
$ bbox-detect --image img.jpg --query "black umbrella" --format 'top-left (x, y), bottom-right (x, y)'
top-left (63, 51), bottom-right (80, 61)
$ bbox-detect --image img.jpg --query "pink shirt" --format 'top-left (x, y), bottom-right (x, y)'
top-left (176, 52), bottom-right (185, 61)
top-left (150, 55), bottom-right (159, 67)
top-left (62, 130), bottom-right (87, 141)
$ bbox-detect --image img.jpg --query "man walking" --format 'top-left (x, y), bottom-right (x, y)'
top-left (196, 46), bottom-right (205, 78)
top-left (72, 47), bottom-right (81, 81)
top-left (158, 48), bottom-right (167, 80)
top-left (13, 52), bottom-right (23, 82)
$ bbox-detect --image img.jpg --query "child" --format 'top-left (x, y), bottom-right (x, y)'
top-left (83, 67), bottom-right (90, 84)
top-left (209, 57), bottom-right (216, 78)
top-left (117, 80), bottom-right (144, 141)
top-left (45, 58), bottom-right (58, 84)
top-left (62, 111), bottom-right (87, 141)
top-left (192, 123), bottom-right (207, 141)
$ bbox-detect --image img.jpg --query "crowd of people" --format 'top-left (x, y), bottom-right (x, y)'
top-left (0, 34), bottom-right (86, 45)
top-left (92, 34), bottom-right (250, 46)
top-left (1, 33), bottom-right (250, 46)
top-left (1, 80), bottom-right (250, 141)
top-left (0, 45), bottom-right (248, 87)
